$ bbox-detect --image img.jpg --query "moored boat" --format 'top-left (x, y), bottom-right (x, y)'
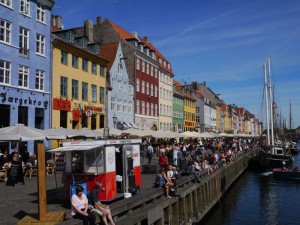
top-left (273, 166), bottom-right (300, 179)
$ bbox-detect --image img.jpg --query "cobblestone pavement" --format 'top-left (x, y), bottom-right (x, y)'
top-left (0, 157), bottom-right (157, 225)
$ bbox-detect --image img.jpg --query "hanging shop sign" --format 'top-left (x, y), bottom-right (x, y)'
top-left (85, 109), bottom-right (92, 117)
top-left (53, 98), bottom-right (71, 111)
top-left (84, 104), bottom-right (102, 112)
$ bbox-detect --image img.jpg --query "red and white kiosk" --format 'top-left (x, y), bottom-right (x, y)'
top-left (49, 138), bottom-right (142, 202)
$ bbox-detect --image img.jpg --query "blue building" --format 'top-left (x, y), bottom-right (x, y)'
top-left (100, 42), bottom-right (135, 129)
top-left (0, 0), bottom-right (54, 154)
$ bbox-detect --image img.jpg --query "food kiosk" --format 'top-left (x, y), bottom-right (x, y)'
top-left (48, 138), bottom-right (142, 202)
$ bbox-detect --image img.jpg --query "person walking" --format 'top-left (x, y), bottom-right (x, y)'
top-left (146, 143), bottom-right (154, 164)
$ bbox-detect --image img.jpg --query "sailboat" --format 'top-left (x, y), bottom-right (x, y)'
top-left (257, 54), bottom-right (294, 171)
top-left (284, 101), bottom-right (298, 154)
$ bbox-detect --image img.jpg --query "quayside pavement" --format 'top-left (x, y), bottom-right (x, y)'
top-left (0, 157), bottom-right (157, 225)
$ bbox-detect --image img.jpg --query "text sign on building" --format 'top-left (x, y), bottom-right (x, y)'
top-left (53, 98), bottom-right (71, 111)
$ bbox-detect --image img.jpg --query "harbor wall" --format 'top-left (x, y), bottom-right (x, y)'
top-left (110, 150), bottom-right (254, 225)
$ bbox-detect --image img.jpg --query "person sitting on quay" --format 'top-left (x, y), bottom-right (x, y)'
top-left (88, 182), bottom-right (115, 225)
top-left (154, 168), bottom-right (174, 198)
top-left (71, 185), bottom-right (96, 225)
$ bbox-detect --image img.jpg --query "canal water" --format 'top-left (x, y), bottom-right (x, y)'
top-left (201, 143), bottom-right (300, 225)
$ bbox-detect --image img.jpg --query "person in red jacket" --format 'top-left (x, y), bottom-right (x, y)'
top-left (159, 152), bottom-right (168, 169)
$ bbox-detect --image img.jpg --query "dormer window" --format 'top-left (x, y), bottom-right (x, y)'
top-left (68, 31), bottom-right (74, 44)
top-left (82, 38), bottom-right (87, 49)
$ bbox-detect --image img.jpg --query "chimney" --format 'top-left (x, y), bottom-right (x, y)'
top-left (143, 36), bottom-right (149, 42)
top-left (52, 15), bottom-right (63, 30)
top-left (96, 16), bottom-right (102, 24)
top-left (132, 31), bottom-right (138, 39)
top-left (192, 82), bottom-right (197, 90)
top-left (84, 20), bottom-right (93, 42)
top-left (202, 81), bottom-right (206, 86)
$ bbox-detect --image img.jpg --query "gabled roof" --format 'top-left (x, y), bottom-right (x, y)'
top-left (108, 20), bottom-right (138, 41)
top-left (173, 80), bottom-right (182, 87)
top-left (194, 90), bottom-right (205, 98)
top-left (108, 19), bottom-right (173, 74)
top-left (99, 42), bottom-right (119, 71)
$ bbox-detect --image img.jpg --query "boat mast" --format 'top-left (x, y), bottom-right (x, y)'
top-left (264, 64), bottom-right (270, 145)
top-left (267, 54), bottom-right (275, 152)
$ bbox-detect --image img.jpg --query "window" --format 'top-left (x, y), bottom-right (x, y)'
top-left (123, 100), bottom-right (127, 112)
top-left (19, 27), bottom-right (29, 57)
top-left (141, 101), bottom-right (145, 114)
top-left (118, 80), bottom-right (122, 90)
top-left (91, 85), bottom-right (97, 102)
top-left (128, 85), bottom-right (133, 95)
top-left (155, 86), bottom-right (157, 97)
top-left (36, 33), bottom-right (45, 55)
top-left (92, 62), bottom-right (97, 74)
top-left (35, 69), bottom-right (44, 90)
top-left (20, 0), bottom-right (30, 16)
top-left (100, 65), bottom-right (105, 77)
top-left (61, 51), bottom-right (68, 64)
top-left (136, 78), bottom-right (140, 92)
top-left (154, 68), bottom-right (158, 78)
top-left (99, 87), bottom-right (105, 104)
top-left (82, 59), bottom-right (88, 71)
top-left (146, 102), bottom-right (149, 115)
top-left (0, 0), bottom-right (11, 7)
top-left (111, 97), bottom-right (115, 110)
top-left (0, 59), bottom-right (10, 84)
top-left (150, 103), bottom-right (153, 116)
top-left (72, 55), bottom-right (78, 68)
top-left (150, 65), bottom-right (153, 76)
top-left (150, 84), bottom-right (153, 96)
top-left (60, 76), bottom-right (68, 97)
top-left (146, 82), bottom-right (149, 95)
top-left (142, 61), bottom-right (145, 73)
top-left (36, 3), bottom-right (46, 24)
top-left (0, 19), bottom-right (11, 44)
top-left (118, 63), bottom-right (122, 74)
top-left (128, 101), bottom-right (132, 113)
top-left (146, 63), bottom-right (149, 74)
top-left (155, 104), bottom-right (157, 116)
top-left (141, 80), bottom-right (145, 93)
top-left (117, 99), bottom-right (121, 112)
top-left (136, 100), bottom-right (140, 114)
top-left (136, 58), bottom-right (140, 70)
top-left (82, 82), bottom-right (88, 100)
top-left (72, 79), bottom-right (78, 99)
top-left (18, 65), bottom-right (29, 87)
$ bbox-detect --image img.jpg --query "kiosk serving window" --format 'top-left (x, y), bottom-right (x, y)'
top-left (85, 147), bottom-right (104, 173)
top-left (71, 151), bottom-right (84, 173)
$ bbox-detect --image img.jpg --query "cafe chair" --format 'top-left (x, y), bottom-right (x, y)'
top-left (24, 163), bottom-right (38, 178)
top-left (46, 160), bottom-right (56, 175)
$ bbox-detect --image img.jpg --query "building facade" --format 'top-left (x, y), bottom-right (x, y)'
top-left (100, 42), bottom-right (135, 129)
top-left (0, 0), bottom-right (54, 153)
top-left (172, 81), bottom-right (184, 133)
top-left (52, 20), bottom-right (108, 130)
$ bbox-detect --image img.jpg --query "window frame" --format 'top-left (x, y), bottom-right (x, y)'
top-left (19, 27), bottom-right (29, 57)
top-left (18, 65), bottom-right (29, 88)
top-left (82, 82), bottom-right (88, 101)
top-left (36, 3), bottom-right (46, 24)
top-left (20, 0), bottom-right (30, 16)
top-left (35, 69), bottom-right (44, 91)
top-left (0, 19), bottom-right (12, 44)
top-left (60, 76), bottom-right (68, 97)
top-left (36, 33), bottom-right (45, 56)
top-left (72, 79), bottom-right (78, 99)
top-left (0, 59), bottom-right (11, 84)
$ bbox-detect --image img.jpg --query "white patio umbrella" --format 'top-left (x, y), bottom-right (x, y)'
top-left (181, 131), bottom-right (199, 138)
top-left (198, 132), bottom-right (216, 139)
top-left (42, 127), bottom-right (84, 140)
top-left (0, 124), bottom-right (45, 141)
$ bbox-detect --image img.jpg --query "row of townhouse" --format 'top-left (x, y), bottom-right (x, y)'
top-left (0, 1), bottom-right (261, 153)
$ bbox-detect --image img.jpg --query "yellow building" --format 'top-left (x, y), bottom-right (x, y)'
top-left (184, 91), bottom-right (196, 131)
top-left (222, 104), bottom-right (231, 133)
top-left (52, 32), bottom-right (108, 130)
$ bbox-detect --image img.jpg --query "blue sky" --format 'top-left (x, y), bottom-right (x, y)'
top-left (54, 0), bottom-right (300, 128)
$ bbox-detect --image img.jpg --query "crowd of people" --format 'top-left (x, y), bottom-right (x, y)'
top-left (151, 137), bottom-right (254, 198)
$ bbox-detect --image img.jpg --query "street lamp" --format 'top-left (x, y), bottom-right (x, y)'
top-left (112, 114), bottom-right (118, 128)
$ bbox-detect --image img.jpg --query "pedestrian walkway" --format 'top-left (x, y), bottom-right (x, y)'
top-left (0, 157), bottom-right (158, 225)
